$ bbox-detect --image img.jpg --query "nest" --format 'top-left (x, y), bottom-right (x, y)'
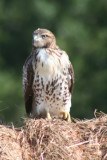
top-left (0, 111), bottom-right (107, 160)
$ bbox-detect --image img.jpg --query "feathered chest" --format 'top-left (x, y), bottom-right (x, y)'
top-left (32, 48), bottom-right (70, 80)
top-left (31, 48), bottom-right (72, 117)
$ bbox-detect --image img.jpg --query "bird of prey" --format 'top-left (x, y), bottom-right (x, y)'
top-left (23, 28), bottom-right (74, 122)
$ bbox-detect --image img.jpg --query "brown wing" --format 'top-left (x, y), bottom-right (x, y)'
top-left (68, 63), bottom-right (74, 95)
top-left (23, 55), bottom-right (34, 116)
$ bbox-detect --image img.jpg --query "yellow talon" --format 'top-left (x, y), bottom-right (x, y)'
top-left (60, 112), bottom-right (71, 122)
top-left (46, 112), bottom-right (52, 121)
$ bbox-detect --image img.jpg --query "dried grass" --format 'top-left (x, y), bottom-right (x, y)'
top-left (0, 111), bottom-right (107, 160)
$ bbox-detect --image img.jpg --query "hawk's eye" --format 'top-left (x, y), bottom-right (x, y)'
top-left (42, 35), bottom-right (48, 39)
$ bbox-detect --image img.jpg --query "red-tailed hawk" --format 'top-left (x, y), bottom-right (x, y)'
top-left (23, 28), bottom-right (74, 122)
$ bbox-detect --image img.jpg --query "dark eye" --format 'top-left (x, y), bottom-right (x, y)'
top-left (42, 35), bottom-right (48, 39)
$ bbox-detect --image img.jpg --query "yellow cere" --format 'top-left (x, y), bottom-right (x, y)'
top-left (34, 35), bottom-right (38, 40)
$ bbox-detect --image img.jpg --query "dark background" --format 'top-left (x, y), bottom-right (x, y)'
top-left (0, 0), bottom-right (107, 124)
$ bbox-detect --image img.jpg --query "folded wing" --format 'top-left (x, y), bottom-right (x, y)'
top-left (23, 55), bottom-right (34, 115)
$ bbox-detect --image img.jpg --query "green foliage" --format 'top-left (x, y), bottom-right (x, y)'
top-left (0, 0), bottom-right (107, 122)
top-left (0, 71), bottom-right (24, 123)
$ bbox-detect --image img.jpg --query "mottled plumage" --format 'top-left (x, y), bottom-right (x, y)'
top-left (23, 28), bottom-right (74, 121)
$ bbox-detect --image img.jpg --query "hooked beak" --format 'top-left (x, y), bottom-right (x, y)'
top-left (33, 34), bottom-right (41, 41)
top-left (34, 35), bottom-right (38, 41)
top-left (32, 33), bottom-right (42, 47)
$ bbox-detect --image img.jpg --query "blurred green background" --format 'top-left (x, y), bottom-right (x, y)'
top-left (0, 0), bottom-right (107, 124)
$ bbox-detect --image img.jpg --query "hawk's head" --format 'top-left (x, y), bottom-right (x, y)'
top-left (32, 28), bottom-right (56, 48)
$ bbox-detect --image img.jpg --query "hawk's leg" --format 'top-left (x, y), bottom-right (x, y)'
top-left (60, 111), bottom-right (71, 122)
top-left (46, 112), bottom-right (52, 121)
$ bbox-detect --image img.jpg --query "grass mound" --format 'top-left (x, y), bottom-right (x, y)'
top-left (0, 111), bottom-right (107, 160)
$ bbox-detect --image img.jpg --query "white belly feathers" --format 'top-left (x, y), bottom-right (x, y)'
top-left (32, 48), bottom-right (71, 118)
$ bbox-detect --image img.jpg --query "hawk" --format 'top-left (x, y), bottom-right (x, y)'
top-left (23, 28), bottom-right (74, 122)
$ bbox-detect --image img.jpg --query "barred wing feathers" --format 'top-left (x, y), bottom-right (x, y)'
top-left (23, 55), bottom-right (34, 115)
